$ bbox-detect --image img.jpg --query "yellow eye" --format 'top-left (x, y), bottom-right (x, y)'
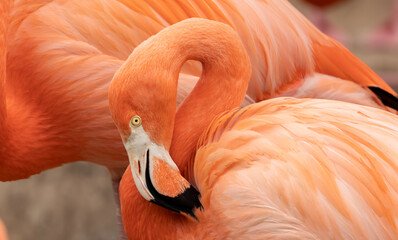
top-left (130, 115), bottom-right (142, 127)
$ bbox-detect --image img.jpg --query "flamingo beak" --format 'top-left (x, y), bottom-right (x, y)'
top-left (124, 127), bottom-right (202, 219)
top-left (143, 149), bottom-right (202, 219)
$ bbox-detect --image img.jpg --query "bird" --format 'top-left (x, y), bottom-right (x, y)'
top-left (0, 220), bottom-right (7, 240)
top-left (110, 18), bottom-right (398, 240)
top-left (3, 0), bottom-right (396, 183)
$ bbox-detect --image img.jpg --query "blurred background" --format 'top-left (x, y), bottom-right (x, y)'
top-left (291, 0), bottom-right (398, 89)
top-left (1, 0), bottom-right (397, 239)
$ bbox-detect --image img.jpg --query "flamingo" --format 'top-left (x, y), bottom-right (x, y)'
top-left (2, 0), bottom-right (397, 182)
top-left (110, 18), bottom-right (398, 239)
top-left (3, 2), bottom-right (398, 234)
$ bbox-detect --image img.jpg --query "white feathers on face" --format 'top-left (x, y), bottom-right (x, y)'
top-left (124, 115), bottom-right (179, 201)
top-left (124, 123), bottom-right (153, 201)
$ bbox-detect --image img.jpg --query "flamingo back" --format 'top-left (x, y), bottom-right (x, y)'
top-left (9, 0), bottom-right (395, 111)
top-left (193, 98), bottom-right (398, 239)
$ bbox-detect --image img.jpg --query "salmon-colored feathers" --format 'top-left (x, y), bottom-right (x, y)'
top-left (0, 0), bottom-right (395, 181)
top-left (113, 17), bottom-right (398, 240)
top-left (1, 1), bottom-right (398, 238)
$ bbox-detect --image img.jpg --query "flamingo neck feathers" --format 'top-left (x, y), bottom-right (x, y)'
top-left (120, 171), bottom-right (197, 240)
top-left (116, 0), bottom-right (315, 100)
top-left (0, 1), bottom-right (13, 177)
top-left (121, 170), bottom-right (216, 239)
top-left (118, 19), bottom-right (250, 238)
top-left (111, 18), bottom-right (251, 169)
top-left (166, 20), bottom-right (251, 180)
top-left (0, 1), bottom-right (72, 180)
top-left (0, 0), bottom-right (10, 148)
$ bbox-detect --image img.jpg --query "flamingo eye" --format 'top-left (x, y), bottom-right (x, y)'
top-left (130, 115), bottom-right (142, 127)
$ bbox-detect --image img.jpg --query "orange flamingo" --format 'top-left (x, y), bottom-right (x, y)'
top-left (110, 18), bottom-right (398, 239)
top-left (2, 0), bottom-right (396, 183)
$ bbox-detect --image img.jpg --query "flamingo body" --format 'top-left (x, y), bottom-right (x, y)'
top-left (194, 98), bottom-right (398, 239)
top-left (107, 18), bottom-right (398, 240)
top-left (120, 97), bottom-right (398, 239)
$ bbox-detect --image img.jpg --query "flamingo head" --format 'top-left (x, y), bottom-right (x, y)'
top-left (122, 115), bottom-right (202, 218)
top-left (108, 67), bottom-right (202, 218)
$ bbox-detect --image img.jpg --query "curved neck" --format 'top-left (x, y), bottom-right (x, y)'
top-left (161, 19), bottom-right (251, 173)
top-left (111, 18), bottom-right (251, 150)
top-left (0, 1), bottom-right (61, 179)
top-left (156, 19), bottom-right (251, 166)
top-left (167, 24), bottom-right (251, 178)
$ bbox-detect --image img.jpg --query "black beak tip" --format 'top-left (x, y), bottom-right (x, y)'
top-left (145, 149), bottom-right (203, 219)
top-left (150, 184), bottom-right (203, 220)
top-left (181, 185), bottom-right (203, 220)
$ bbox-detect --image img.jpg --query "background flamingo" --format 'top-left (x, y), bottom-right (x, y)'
top-left (109, 19), bottom-right (398, 239)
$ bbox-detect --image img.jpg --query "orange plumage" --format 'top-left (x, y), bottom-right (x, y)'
top-left (121, 98), bottom-right (398, 239)
top-left (110, 18), bottom-right (398, 239)
top-left (1, 0), bottom-right (396, 182)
